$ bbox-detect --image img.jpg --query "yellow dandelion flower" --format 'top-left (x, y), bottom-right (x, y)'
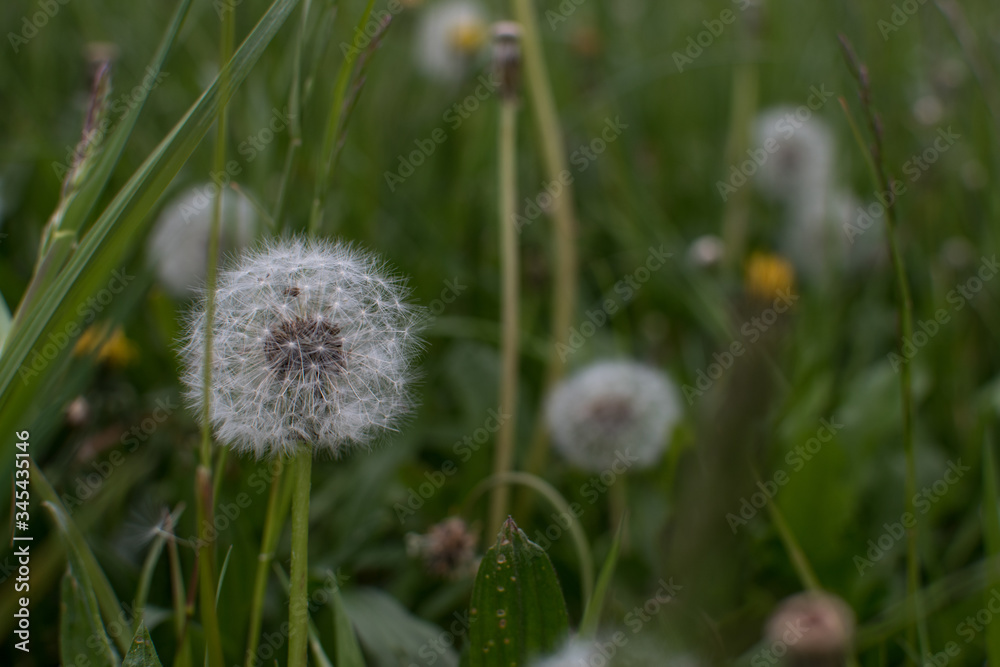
top-left (745, 252), bottom-right (795, 301)
top-left (74, 324), bottom-right (138, 368)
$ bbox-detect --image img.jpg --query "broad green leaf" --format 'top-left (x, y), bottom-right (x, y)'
top-left (0, 0), bottom-right (302, 480)
top-left (123, 623), bottom-right (164, 667)
top-left (342, 587), bottom-right (459, 667)
top-left (60, 569), bottom-right (117, 667)
top-left (983, 435), bottom-right (1000, 666)
top-left (36, 459), bottom-right (129, 655)
top-left (467, 518), bottom-right (569, 667)
top-left (331, 579), bottom-right (366, 667)
top-left (579, 517), bottom-right (625, 639)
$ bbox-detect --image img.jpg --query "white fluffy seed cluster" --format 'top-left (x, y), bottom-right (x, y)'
top-left (147, 184), bottom-right (257, 298)
top-left (752, 107), bottom-right (883, 282)
top-left (545, 361), bottom-right (682, 473)
top-left (532, 642), bottom-right (594, 667)
top-left (415, 0), bottom-right (488, 82)
top-left (181, 238), bottom-right (423, 459)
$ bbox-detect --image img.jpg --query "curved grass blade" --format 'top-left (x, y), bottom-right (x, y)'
top-left (36, 458), bottom-right (129, 655)
top-left (579, 515), bottom-right (625, 639)
top-left (61, 569), bottom-right (118, 667)
top-left (0, 0), bottom-right (302, 480)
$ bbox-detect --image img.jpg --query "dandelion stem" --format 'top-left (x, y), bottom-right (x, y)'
top-left (245, 462), bottom-right (290, 667)
top-left (510, 0), bottom-right (578, 483)
top-left (489, 85), bottom-right (521, 536)
top-left (288, 447), bottom-right (313, 667)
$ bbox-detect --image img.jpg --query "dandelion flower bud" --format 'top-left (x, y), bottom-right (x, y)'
top-left (180, 238), bottom-right (423, 459)
top-left (545, 361), bottom-right (682, 473)
top-left (415, 0), bottom-right (489, 82)
top-left (147, 184), bottom-right (257, 298)
top-left (406, 517), bottom-right (479, 579)
top-left (765, 591), bottom-right (855, 667)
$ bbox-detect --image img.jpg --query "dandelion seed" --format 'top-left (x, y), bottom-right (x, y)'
top-left (147, 184), bottom-right (257, 298)
top-left (545, 361), bottom-right (682, 473)
top-left (179, 237), bottom-right (423, 459)
top-left (415, 0), bottom-right (489, 82)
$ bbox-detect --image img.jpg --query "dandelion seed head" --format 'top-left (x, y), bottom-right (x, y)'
top-left (532, 641), bottom-right (595, 667)
top-left (545, 361), bottom-right (682, 473)
top-left (180, 237), bottom-right (423, 459)
top-left (753, 107), bottom-right (834, 213)
top-left (147, 184), bottom-right (257, 298)
top-left (415, 0), bottom-right (488, 82)
top-left (765, 592), bottom-right (855, 662)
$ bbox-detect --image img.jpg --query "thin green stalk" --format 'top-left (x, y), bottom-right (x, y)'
top-left (288, 447), bottom-right (313, 667)
top-left (167, 512), bottom-right (192, 667)
top-left (719, 60), bottom-right (758, 271)
top-left (512, 0), bottom-right (578, 496)
top-left (309, 0), bottom-right (377, 234)
top-left (837, 35), bottom-right (928, 662)
top-left (765, 495), bottom-right (821, 592)
top-left (245, 462), bottom-right (290, 667)
top-left (489, 97), bottom-right (521, 537)
top-left (272, 0), bottom-right (311, 228)
top-left (196, 9), bottom-right (235, 667)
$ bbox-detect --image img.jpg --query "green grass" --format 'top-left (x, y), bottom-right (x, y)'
top-left (1, 0), bottom-right (999, 665)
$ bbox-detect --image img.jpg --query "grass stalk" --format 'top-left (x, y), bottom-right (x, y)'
top-left (511, 0), bottom-right (578, 498)
top-left (245, 462), bottom-right (290, 667)
top-left (838, 35), bottom-right (928, 662)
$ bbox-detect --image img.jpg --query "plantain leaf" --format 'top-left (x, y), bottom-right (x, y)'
top-left (467, 518), bottom-right (569, 667)
top-left (0, 0), bottom-right (302, 480)
top-left (60, 569), bottom-right (117, 667)
top-left (122, 623), bottom-right (164, 667)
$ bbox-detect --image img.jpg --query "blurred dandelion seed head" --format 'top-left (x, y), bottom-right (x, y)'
top-left (147, 184), bottom-right (257, 298)
top-left (180, 237), bottom-right (424, 459)
top-left (415, 0), bottom-right (488, 82)
top-left (545, 361), bottom-right (682, 473)
top-left (765, 591), bottom-right (855, 661)
top-left (406, 517), bottom-right (479, 579)
top-left (532, 641), bottom-right (596, 667)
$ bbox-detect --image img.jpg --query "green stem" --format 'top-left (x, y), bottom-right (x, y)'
top-left (489, 99), bottom-right (521, 537)
top-left (719, 59), bottom-right (758, 271)
top-left (195, 8), bottom-right (235, 667)
top-left (245, 462), bottom-right (290, 667)
top-left (196, 466), bottom-right (225, 667)
top-left (512, 0), bottom-right (578, 504)
top-left (288, 447), bottom-right (313, 667)
top-left (272, 0), bottom-right (311, 229)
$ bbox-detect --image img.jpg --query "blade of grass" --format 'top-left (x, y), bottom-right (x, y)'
top-left (33, 458), bottom-right (129, 655)
top-left (0, 0), bottom-right (302, 484)
top-left (579, 515), bottom-right (625, 638)
top-left (982, 433), bottom-right (1000, 665)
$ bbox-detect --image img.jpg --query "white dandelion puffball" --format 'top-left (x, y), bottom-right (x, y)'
top-left (415, 0), bottom-right (488, 82)
top-left (181, 238), bottom-right (423, 459)
top-left (752, 106), bottom-right (835, 224)
top-left (545, 361), bottom-right (682, 473)
top-left (147, 184), bottom-right (257, 298)
top-left (532, 641), bottom-right (595, 667)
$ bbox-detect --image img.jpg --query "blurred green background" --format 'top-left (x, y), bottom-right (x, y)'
top-left (1, 0), bottom-right (1000, 665)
